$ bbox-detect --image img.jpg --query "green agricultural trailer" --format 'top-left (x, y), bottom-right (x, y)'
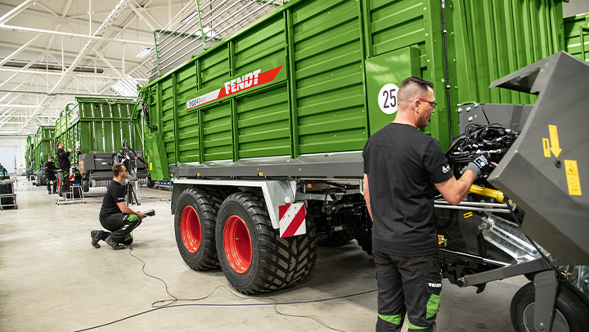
top-left (564, 12), bottom-right (589, 63)
top-left (137, 1), bottom-right (588, 331)
top-left (55, 97), bottom-right (149, 192)
top-left (24, 134), bottom-right (34, 177)
top-left (32, 125), bottom-right (55, 185)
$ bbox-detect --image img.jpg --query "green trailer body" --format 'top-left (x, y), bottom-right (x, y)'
top-left (55, 97), bottom-right (138, 166)
top-left (138, 0), bottom-right (564, 180)
top-left (32, 126), bottom-right (55, 171)
top-left (564, 12), bottom-right (589, 63)
top-left (25, 135), bottom-right (34, 170)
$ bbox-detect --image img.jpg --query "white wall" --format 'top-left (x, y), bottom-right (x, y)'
top-left (0, 136), bottom-right (28, 175)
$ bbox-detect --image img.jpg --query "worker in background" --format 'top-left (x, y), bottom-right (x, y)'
top-left (91, 163), bottom-right (149, 250)
top-left (43, 156), bottom-right (57, 194)
top-left (56, 141), bottom-right (73, 173)
top-left (0, 162), bottom-right (6, 180)
top-left (362, 77), bottom-right (489, 332)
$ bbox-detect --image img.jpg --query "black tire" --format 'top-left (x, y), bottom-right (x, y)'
top-left (147, 177), bottom-right (155, 188)
top-left (174, 188), bottom-right (219, 270)
top-left (82, 179), bottom-right (90, 193)
top-left (355, 227), bottom-right (373, 256)
top-left (216, 192), bottom-right (317, 294)
top-left (318, 229), bottom-right (355, 247)
top-left (511, 282), bottom-right (589, 332)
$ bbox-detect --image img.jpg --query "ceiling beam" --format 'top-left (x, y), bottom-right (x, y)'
top-left (0, 67), bottom-right (148, 81)
top-left (0, 35), bottom-right (41, 67)
top-left (0, 0), bottom-right (33, 25)
top-left (0, 24), bottom-right (153, 46)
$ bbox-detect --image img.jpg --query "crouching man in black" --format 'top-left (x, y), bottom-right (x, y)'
top-left (91, 163), bottom-right (149, 250)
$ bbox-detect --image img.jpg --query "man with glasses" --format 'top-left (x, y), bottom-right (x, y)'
top-left (91, 163), bottom-right (148, 250)
top-left (363, 77), bottom-right (488, 331)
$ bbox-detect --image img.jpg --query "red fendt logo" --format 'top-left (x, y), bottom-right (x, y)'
top-left (187, 66), bottom-right (283, 110)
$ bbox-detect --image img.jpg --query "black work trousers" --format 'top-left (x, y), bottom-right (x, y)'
top-left (373, 250), bottom-right (442, 332)
top-left (46, 177), bottom-right (57, 193)
top-left (100, 213), bottom-right (142, 243)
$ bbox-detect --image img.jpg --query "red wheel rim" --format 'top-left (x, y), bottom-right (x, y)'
top-left (181, 205), bottom-right (201, 253)
top-left (223, 215), bottom-right (252, 274)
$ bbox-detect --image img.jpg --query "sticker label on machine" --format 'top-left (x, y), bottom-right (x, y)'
top-left (279, 203), bottom-right (306, 238)
top-left (186, 65), bottom-right (284, 110)
top-left (541, 124), bottom-right (582, 196)
top-left (378, 83), bottom-right (399, 114)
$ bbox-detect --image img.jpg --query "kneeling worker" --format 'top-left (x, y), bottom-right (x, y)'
top-left (91, 163), bottom-right (148, 250)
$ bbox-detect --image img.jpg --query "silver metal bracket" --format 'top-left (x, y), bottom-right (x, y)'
top-left (173, 178), bottom-right (296, 229)
top-left (533, 270), bottom-right (558, 332)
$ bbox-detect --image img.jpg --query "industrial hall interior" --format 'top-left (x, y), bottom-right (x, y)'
top-left (1, 0), bottom-right (588, 331)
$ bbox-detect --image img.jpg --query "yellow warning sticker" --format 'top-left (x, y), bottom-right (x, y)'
top-left (564, 160), bottom-right (582, 196)
top-left (149, 162), bottom-right (153, 171)
top-left (463, 211), bottom-right (473, 218)
top-left (542, 138), bottom-right (551, 158)
top-left (548, 125), bottom-right (562, 158)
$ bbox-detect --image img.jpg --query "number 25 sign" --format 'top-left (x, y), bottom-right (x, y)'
top-left (378, 83), bottom-right (398, 115)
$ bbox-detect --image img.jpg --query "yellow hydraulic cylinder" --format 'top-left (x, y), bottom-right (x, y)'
top-left (469, 185), bottom-right (505, 203)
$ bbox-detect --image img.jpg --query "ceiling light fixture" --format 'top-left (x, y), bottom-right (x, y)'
top-left (136, 48), bottom-right (152, 58)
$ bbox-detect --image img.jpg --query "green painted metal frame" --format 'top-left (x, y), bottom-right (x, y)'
top-left (137, 0), bottom-right (565, 180)
top-left (54, 97), bottom-right (138, 166)
top-left (32, 126), bottom-right (55, 171)
top-left (564, 12), bottom-right (589, 63)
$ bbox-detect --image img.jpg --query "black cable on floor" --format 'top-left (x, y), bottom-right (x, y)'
top-left (73, 247), bottom-right (376, 332)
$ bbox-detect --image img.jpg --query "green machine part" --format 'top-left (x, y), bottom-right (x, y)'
top-left (138, 0), bottom-right (564, 180)
top-left (25, 135), bottom-right (34, 168)
top-left (33, 126), bottom-right (55, 171)
top-left (55, 97), bottom-right (138, 166)
top-left (564, 12), bottom-right (589, 63)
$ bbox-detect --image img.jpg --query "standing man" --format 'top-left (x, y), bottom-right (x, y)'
top-left (91, 163), bottom-right (148, 250)
top-left (43, 156), bottom-right (58, 194)
top-left (363, 77), bottom-right (488, 332)
top-left (56, 141), bottom-right (73, 172)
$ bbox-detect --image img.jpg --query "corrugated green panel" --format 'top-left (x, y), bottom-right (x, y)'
top-left (293, 0), bottom-right (367, 154)
top-left (160, 79), bottom-right (177, 164)
top-left (235, 15), bottom-right (286, 74)
top-left (202, 102), bottom-right (232, 161)
top-left (370, 0), bottom-right (427, 56)
top-left (201, 46), bottom-right (230, 90)
top-left (176, 64), bottom-right (199, 163)
top-left (236, 86), bottom-right (291, 158)
top-left (453, 0), bottom-right (563, 105)
top-left (564, 13), bottom-right (589, 63)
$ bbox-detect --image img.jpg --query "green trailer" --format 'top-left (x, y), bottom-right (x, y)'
top-left (55, 97), bottom-right (149, 192)
top-left (564, 12), bottom-right (589, 63)
top-left (24, 134), bottom-right (34, 176)
top-left (136, 0), bottom-right (589, 329)
top-left (32, 126), bottom-right (55, 185)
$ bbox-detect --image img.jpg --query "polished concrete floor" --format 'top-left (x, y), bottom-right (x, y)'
top-left (0, 177), bottom-right (527, 332)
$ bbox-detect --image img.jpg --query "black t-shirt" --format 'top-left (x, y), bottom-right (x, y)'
top-left (99, 180), bottom-right (125, 222)
top-left (362, 123), bottom-right (453, 256)
top-left (56, 148), bottom-right (71, 171)
top-left (43, 161), bottom-right (57, 180)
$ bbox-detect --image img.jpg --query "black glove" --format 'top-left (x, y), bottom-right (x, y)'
top-left (464, 155), bottom-right (489, 177)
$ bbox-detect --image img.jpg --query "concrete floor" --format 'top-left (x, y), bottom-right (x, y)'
top-left (0, 177), bottom-right (528, 332)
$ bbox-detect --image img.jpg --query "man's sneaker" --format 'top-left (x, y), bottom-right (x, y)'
top-left (91, 230), bottom-right (101, 248)
top-left (105, 235), bottom-right (125, 250)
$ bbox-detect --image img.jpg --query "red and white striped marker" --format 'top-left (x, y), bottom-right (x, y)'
top-left (279, 203), bottom-right (306, 238)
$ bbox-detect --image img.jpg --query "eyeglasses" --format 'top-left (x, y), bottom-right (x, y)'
top-left (416, 98), bottom-right (437, 109)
